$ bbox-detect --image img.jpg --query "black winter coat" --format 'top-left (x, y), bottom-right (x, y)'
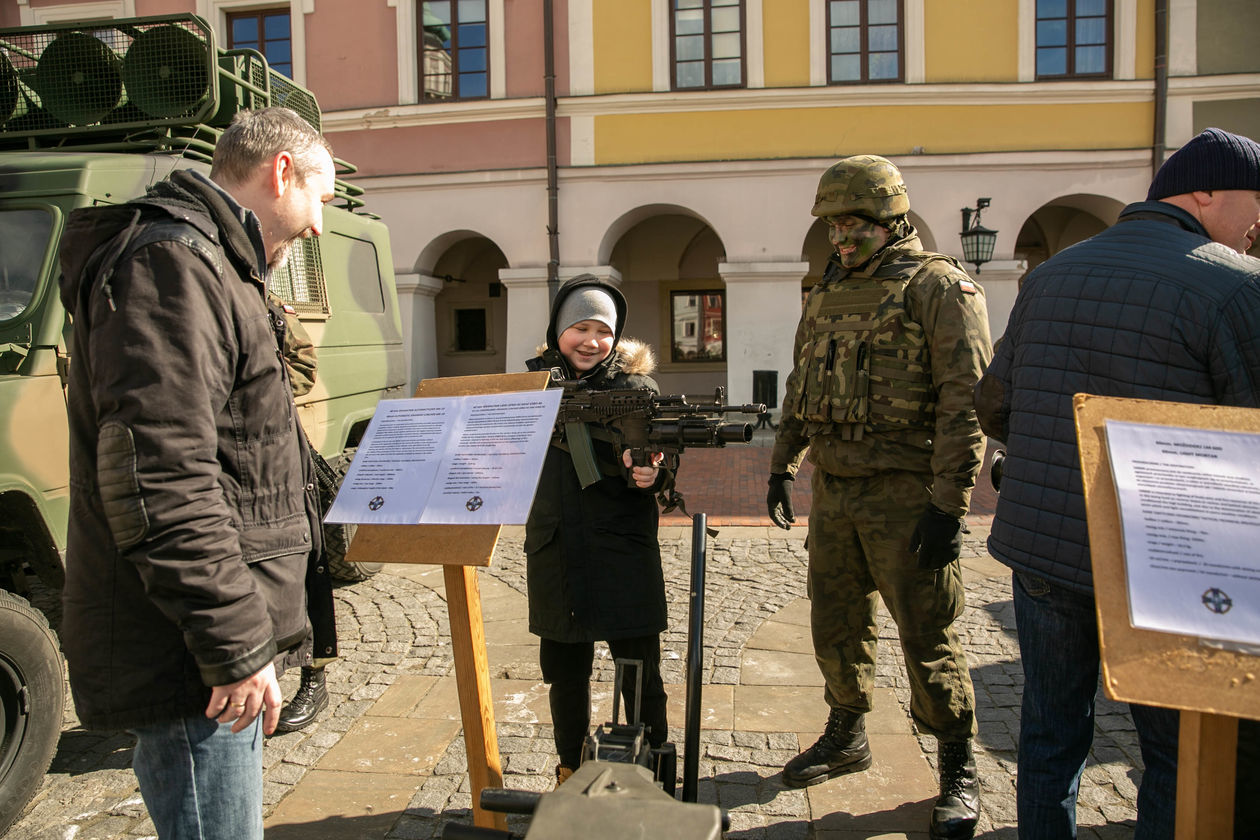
top-left (523, 276), bottom-right (668, 643)
top-left (975, 200), bottom-right (1260, 594)
top-left (57, 169), bottom-right (334, 730)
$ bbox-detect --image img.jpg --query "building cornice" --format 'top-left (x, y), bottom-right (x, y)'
top-left (324, 75), bottom-right (1259, 134)
top-left (1166, 73), bottom-right (1260, 100)
top-left (357, 148), bottom-right (1151, 193)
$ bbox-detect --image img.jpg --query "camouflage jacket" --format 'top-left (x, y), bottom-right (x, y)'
top-left (770, 230), bottom-right (992, 516)
top-left (267, 292), bottom-right (317, 398)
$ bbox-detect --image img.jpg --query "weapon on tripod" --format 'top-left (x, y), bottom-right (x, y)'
top-left (442, 760), bottom-right (724, 840)
top-left (442, 515), bottom-right (722, 840)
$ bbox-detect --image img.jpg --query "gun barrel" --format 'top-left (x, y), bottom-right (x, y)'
top-left (652, 420), bottom-right (753, 446)
top-left (480, 787), bottom-right (541, 815)
top-left (730, 403), bottom-right (767, 415)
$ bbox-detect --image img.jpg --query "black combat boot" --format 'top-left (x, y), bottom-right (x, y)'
top-left (275, 666), bottom-right (328, 733)
top-left (930, 740), bottom-right (980, 840)
top-left (782, 707), bottom-right (871, 787)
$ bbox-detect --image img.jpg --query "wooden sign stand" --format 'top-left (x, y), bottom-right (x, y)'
top-left (345, 371), bottom-right (552, 830)
top-left (1074, 395), bottom-right (1260, 839)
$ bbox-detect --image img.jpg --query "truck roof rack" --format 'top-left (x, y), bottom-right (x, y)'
top-left (0, 14), bottom-right (363, 209)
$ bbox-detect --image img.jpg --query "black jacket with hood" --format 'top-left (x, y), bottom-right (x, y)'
top-left (523, 275), bottom-right (668, 643)
top-left (58, 169), bottom-right (334, 730)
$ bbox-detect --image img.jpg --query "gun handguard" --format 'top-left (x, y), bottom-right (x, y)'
top-left (552, 383), bottom-right (765, 492)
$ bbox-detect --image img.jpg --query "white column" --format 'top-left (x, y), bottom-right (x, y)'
top-left (718, 261), bottom-right (810, 410)
top-left (969, 259), bottom-right (1028, 341)
top-left (396, 272), bottom-right (443, 393)
top-left (500, 268), bottom-right (553, 373)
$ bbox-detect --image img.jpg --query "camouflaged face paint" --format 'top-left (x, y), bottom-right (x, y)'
top-left (827, 215), bottom-right (890, 269)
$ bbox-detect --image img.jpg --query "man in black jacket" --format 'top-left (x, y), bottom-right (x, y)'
top-left (975, 127), bottom-right (1260, 840)
top-left (58, 107), bottom-right (338, 840)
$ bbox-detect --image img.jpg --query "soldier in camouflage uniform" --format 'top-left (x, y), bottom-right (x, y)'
top-left (766, 155), bottom-right (992, 840)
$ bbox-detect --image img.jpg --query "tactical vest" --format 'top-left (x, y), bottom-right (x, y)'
top-left (789, 251), bottom-right (954, 440)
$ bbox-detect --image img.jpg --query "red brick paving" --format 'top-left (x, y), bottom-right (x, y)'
top-left (661, 444), bottom-right (999, 528)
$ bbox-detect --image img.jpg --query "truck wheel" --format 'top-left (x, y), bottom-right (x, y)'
top-left (0, 591), bottom-right (64, 835)
top-left (318, 448), bottom-right (382, 582)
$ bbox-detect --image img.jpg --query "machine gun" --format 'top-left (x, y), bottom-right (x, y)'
top-left (552, 381), bottom-right (765, 504)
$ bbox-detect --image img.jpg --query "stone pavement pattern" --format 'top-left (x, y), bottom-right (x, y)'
top-left (10, 525), bottom-right (1148, 839)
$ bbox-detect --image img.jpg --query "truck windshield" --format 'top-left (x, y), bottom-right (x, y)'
top-left (0, 208), bottom-right (54, 322)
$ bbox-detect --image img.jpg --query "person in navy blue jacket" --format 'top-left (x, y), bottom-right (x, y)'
top-left (975, 127), bottom-right (1260, 840)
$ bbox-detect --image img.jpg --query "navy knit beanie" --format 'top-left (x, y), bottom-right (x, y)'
top-left (1147, 127), bottom-right (1260, 200)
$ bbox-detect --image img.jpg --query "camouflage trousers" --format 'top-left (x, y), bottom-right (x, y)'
top-left (806, 468), bottom-right (976, 742)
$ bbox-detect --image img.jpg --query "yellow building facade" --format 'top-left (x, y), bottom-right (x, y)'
top-left (6, 0), bottom-right (1257, 407)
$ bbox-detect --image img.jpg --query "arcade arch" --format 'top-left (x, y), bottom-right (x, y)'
top-left (1014, 194), bottom-right (1125, 278)
top-left (423, 233), bottom-right (510, 378)
top-left (604, 208), bottom-right (730, 395)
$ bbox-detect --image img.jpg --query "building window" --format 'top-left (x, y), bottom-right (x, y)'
top-left (671, 0), bottom-right (744, 90)
top-left (420, 0), bottom-right (488, 101)
top-left (827, 0), bottom-right (902, 84)
top-left (1036, 0), bottom-right (1111, 79)
top-left (454, 308), bottom-right (488, 352)
top-left (670, 290), bottom-right (726, 362)
top-left (226, 9), bottom-right (292, 77)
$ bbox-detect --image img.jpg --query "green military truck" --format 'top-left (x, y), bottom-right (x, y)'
top-left (0, 15), bottom-right (405, 832)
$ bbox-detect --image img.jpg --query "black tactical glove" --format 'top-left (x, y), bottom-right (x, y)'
top-left (767, 473), bottom-right (795, 530)
top-left (910, 505), bottom-right (963, 570)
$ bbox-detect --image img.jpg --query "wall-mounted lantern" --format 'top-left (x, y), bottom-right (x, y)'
top-left (959, 198), bottom-right (998, 273)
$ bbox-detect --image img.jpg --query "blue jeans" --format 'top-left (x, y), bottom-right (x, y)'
top-left (1012, 571), bottom-right (1179, 840)
top-left (131, 714), bottom-right (264, 840)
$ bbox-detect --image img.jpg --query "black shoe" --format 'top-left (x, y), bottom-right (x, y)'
top-left (930, 740), bottom-right (980, 840)
top-left (275, 667), bottom-right (328, 733)
top-left (782, 708), bottom-right (872, 787)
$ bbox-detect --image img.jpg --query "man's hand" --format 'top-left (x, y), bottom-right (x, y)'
top-left (623, 449), bottom-right (664, 489)
top-left (207, 662), bottom-right (282, 735)
top-left (910, 506), bottom-right (964, 570)
top-left (767, 473), bottom-right (795, 530)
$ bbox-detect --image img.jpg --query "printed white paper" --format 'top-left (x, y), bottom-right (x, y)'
top-left (1105, 419), bottom-right (1260, 646)
top-left (324, 389), bottom-right (562, 526)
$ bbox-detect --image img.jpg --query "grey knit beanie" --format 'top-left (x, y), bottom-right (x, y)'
top-left (556, 287), bottom-right (618, 334)
top-left (1147, 127), bottom-right (1260, 200)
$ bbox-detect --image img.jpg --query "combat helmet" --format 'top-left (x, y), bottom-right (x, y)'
top-left (811, 154), bottom-right (909, 221)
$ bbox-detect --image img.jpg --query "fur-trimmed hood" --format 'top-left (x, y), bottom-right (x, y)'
top-left (531, 336), bottom-right (656, 380)
top-left (611, 337), bottom-right (655, 376)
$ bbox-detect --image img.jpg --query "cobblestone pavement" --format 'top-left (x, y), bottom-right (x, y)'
top-left (9, 525), bottom-right (1148, 839)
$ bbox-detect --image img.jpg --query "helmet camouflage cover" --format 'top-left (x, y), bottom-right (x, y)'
top-left (811, 154), bottom-right (910, 221)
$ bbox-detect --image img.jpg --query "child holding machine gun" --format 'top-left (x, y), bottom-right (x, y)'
top-left (523, 274), bottom-right (672, 788)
